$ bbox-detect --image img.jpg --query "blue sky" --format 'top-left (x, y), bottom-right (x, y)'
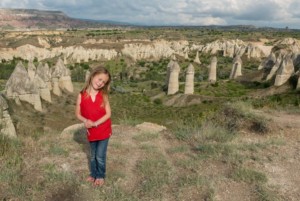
top-left (1, 0), bottom-right (300, 29)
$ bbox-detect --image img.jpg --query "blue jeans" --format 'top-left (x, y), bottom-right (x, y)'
top-left (89, 138), bottom-right (109, 179)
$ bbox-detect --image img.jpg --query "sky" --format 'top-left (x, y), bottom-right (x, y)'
top-left (1, 0), bottom-right (300, 29)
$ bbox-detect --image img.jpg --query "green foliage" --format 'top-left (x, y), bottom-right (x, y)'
top-left (0, 61), bottom-right (17, 79)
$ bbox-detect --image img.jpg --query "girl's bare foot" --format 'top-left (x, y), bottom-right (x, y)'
top-left (94, 178), bottom-right (104, 186)
top-left (86, 176), bottom-right (95, 183)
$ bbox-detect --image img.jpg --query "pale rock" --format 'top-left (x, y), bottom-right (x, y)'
top-left (27, 61), bottom-right (36, 81)
top-left (266, 55), bottom-right (283, 81)
top-left (36, 63), bottom-right (52, 90)
top-left (135, 122), bottom-right (167, 133)
top-left (193, 51), bottom-right (201, 64)
top-left (258, 52), bottom-right (276, 70)
top-left (208, 56), bottom-right (218, 83)
top-left (52, 58), bottom-right (73, 93)
top-left (34, 75), bottom-right (51, 102)
top-left (184, 51), bottom-right (189, 60)
top-left (167, 61), bottom-right (180, 95)
top-left (165, 59), bottom-right (175, 86)
top-left (19, 94), bottom-right (42, 111)
top-left (0, 94), bottom-right (17, 138)
top-left (5, 62), bottom-right (42, 111)
top-left (230, 56), bottom-right (242, 79)
top-left (274, 55), bottom-right (295, 86)
top-left (52, 78), bottom-right (62, 96)
top-left (184, 64), bottom-right (194, 94)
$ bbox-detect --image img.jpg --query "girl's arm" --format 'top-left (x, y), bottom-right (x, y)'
top-left (93, 95), bottom-right (111, 127)
top-left (76, 94), bottom-right (93, 128)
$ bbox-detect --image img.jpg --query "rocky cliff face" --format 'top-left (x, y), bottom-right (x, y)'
top-left (259, 38), bottom-right (300, 86)
top-left (0, 8), bottom-right (97, 30)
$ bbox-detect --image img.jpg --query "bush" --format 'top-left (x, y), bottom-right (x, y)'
top-left (153, 98), bottom-right (162, 105)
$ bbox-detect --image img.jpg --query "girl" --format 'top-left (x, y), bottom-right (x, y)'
top-left (75, 66), bottom-right (112, 186)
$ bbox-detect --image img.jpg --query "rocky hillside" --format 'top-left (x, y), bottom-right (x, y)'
top-left (0, 8), bottom-right (102, 30)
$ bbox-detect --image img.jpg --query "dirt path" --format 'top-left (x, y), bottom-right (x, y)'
top-left (256, 110), bottom-right (300, 200)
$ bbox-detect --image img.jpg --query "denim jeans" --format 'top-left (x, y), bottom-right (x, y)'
top-left (89, 138), bottom-right (109, 179)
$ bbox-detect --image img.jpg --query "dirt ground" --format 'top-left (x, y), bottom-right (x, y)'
top-left (57, 108), bottom-right (300, 201)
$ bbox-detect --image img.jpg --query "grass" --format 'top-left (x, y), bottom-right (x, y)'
top-left (136, 154), bottom-right (172, 199)
top-left (231, 167), bottom-right (268, 184)
top-left (132, 132), bottom-right (159, 142)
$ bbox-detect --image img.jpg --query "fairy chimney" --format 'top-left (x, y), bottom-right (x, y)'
top-left (167, 62), bottom-right (180, 95)
top-left (171, 54), bottom-right (177, 61)
top-left (193, 51), bottom-right (201, 64)
top-left (208, 56), bottom-right (218, 83)
top-left (258, 52), bottom-right (276, 70)
top-left (0, 94), bottom-right (16, 138)
top-left (36, 63), bottom-right (52, 90)
top-left (5, 62), bottom-right (42, 111)
top-left (229, 56), bottom-right (242, 79)
top-left (266, 55), bottom-right (283, 81)
top-left (166, 57), bottom-right (176, 86)
top-left (274, 55), bottom-right (294, 86)
top-left (52, 58), bottom-right (73, 93)
top-left (184, 64), bottom-right (194, 94)
top-left (184, 51), bottom-right (189, 60)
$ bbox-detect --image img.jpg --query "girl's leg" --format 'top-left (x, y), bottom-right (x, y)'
top-left (95, 138), bottom-right (109, 179)
top-left (89, 141), bottom-right (99, 179)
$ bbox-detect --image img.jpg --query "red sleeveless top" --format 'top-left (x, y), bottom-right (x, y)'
top-left (80, 91), bottom-right (112, 142)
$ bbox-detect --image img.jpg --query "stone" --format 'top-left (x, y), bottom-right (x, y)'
top-left (274, 55), bottom-right (295, 86)
top-left (167, 61), bottom-right (180, 95)
top-left (208, 56), bottom-right (217, 83)
top-left (5, 62), bottom-right (42, 111)
top-left (184, 63), bottom-right (194, 94)
top-left (229, 56), bottom-right (242, 79)
top-left (193, 51), bottom-right (201, 64)
top-left (0, 95), bottom-right (17, 138)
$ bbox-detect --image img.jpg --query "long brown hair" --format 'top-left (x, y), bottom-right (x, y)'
top-left (81, 66), bottom-right (111, 98)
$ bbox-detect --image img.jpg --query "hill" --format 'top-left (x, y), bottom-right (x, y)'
top-left (0, 8), bottom-right (118, 30)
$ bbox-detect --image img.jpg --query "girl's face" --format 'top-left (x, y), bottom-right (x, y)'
top-left (91, 73), bottom-right (109, 90)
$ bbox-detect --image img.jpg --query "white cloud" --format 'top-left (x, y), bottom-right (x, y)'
top-left (0, 0), bottom-right (300, 28)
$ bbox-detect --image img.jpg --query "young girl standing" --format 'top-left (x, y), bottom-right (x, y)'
top-left (75, 66), bottom-right (112, 186)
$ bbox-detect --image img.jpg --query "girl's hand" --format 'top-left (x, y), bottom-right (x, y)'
top-left (84, 120), bottom-right (94, 128)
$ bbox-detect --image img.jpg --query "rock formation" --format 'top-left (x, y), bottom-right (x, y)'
top-left (184, 64), bottom-right (194, 94)
top-left (0, 44), bottom-right (118, 64)
top-left (0, 94), bottom-right (17, 138)
top-left (258, 52), bottom-right (276, 70)
top-left (266, 54), bottom-right (283, 81)
top-left (5, 62), bottom-right (42, 111)
top-left (193, 51), bottom-right (201, 64)
top-left (122, 40), bottom-right (188, 61)
top-left (51, 58), bottom-right (73, 93)
top-left (184, 52), bottom-right (189, 60)
top-left (208, 56), bottom-right (217, 83)
top-left (229, 56), bottom-right (242, 79)
top-left (260, 38), bottom-right (300, 86)
top-left (36, 63), bottom-right (52, 90)
top-left (274, 55), bottom-right (294, 86)
top-left (167, 61), bottom-right (180, 95)
top-left (200, 39), bottom-right (267, 59)
top-left (166, 60), bottom-right (174, 86)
